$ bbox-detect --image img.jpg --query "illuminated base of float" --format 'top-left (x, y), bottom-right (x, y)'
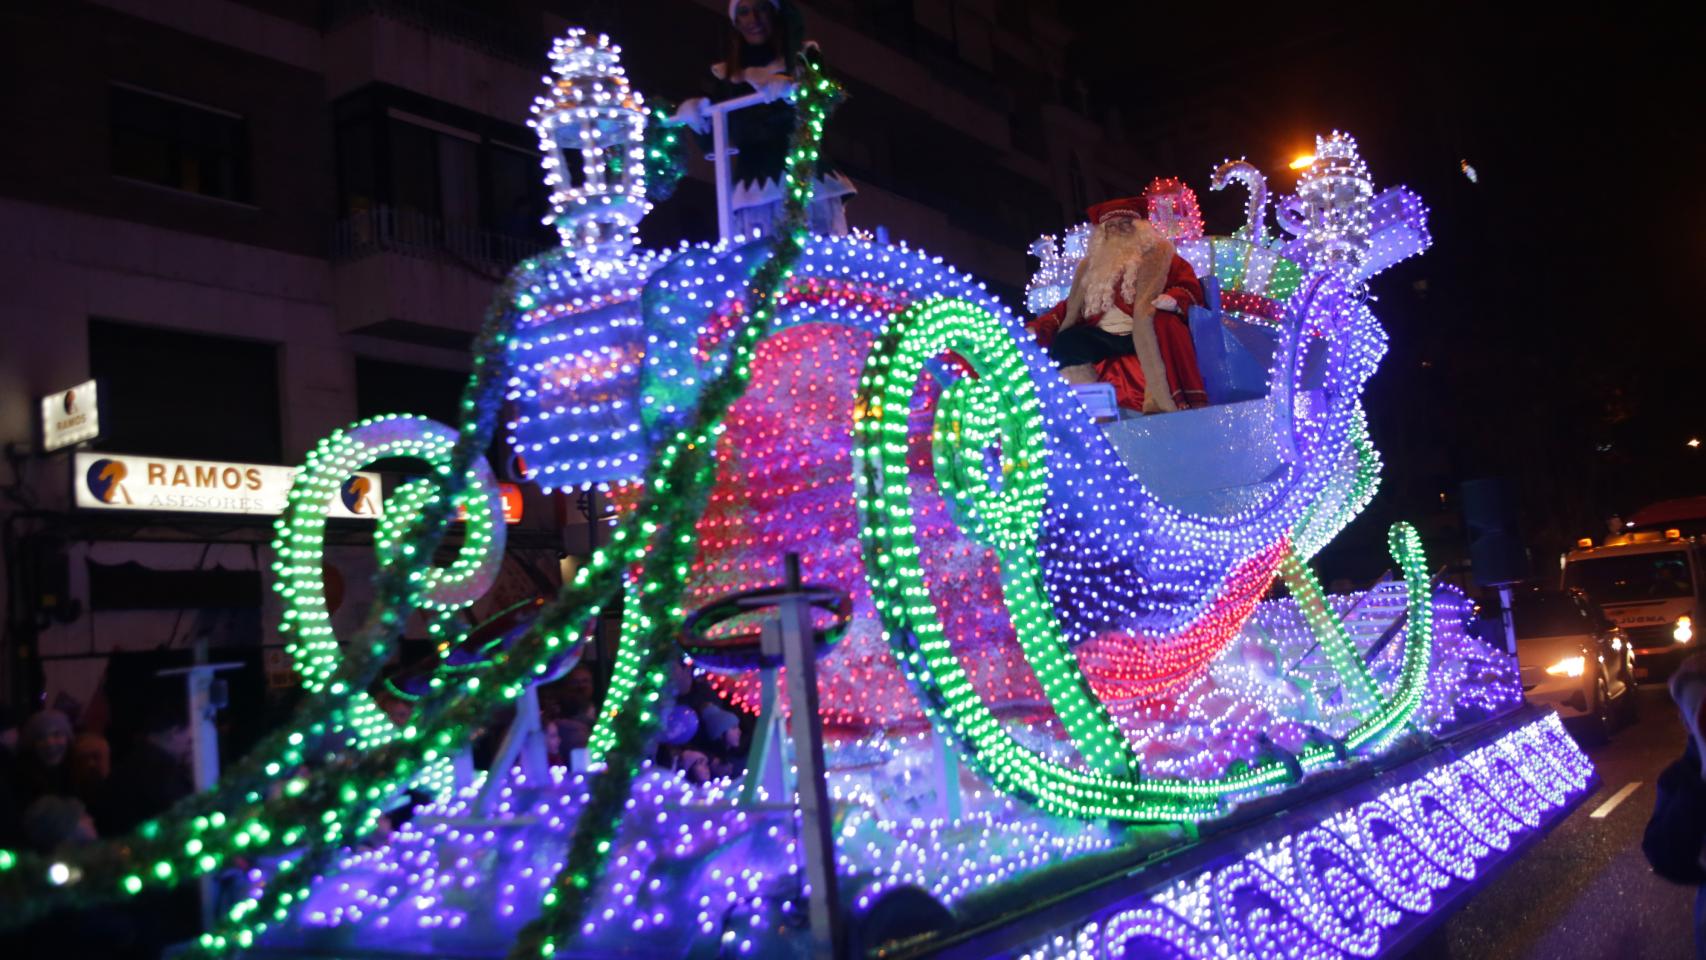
top-left (250, 570), bottom-right (1585, 960)
top-left (971, 708), bottom-right (1590, 960)
top-left (253, 709), bottom-right (1588, 960)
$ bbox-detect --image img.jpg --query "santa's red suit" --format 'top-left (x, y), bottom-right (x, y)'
top-left (1029, 200), bottom-right (1208, 413)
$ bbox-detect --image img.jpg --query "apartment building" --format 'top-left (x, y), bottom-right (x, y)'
top-left (0, 0), bottom-right (1144, 725)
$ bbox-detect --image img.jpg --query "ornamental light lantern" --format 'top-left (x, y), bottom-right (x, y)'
top-left (529, 29), bottom-right (650, 272)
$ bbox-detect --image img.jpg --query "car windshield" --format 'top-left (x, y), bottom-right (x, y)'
top-left (1564, 550), bottom-right (1694, 604)
top-left (1512, 594), bottom-right (1588, 638)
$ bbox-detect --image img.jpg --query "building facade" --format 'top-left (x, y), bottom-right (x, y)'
top-left (0, 0), bottom-right (1141, 723)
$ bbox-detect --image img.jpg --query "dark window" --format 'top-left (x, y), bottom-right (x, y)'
top-left (382, 116), bottom-right (483, 232)
top-left (336, 115), bottom-right (378, 218)
top-left (89, 561), bottom-right (261, 613)
top-left (109, 85), bottom-right (251, 202)
top-left (89, 319), bottom-right (281, 463)
top-left (355, 357), bottom-right (466, 475)
top-left (355, 357), bottom-right (513, 477)
top-left (356, 357), bottom-right (466, 427)
top-left (1511, 593), bottom-right (1589, 638)
top-left (487, 143), bottom-right (546, 242)
top-left (387, 117), bottom-right (443, 220)
top-left (1565, 551), bottom-right (1695, 604)
top-left (334, 97), bottom-right (552, 264)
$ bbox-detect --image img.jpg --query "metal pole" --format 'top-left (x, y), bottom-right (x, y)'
top-left (739, 619), bottom-right (789, 808)
top-left (158, 660), bottom-right (241, 933)
top-left (936, 733), bottom-right (962, 822)
top-left (776, 553), bottom-right (842, 960)
top-left (712, 104), bottom-right (733, 242)
top-left (1498, 584), bottom-right (1519, 656)
top-left (474, 685), bottom-right (550, 815)
top-left (706, 91), bottom-right (770, 244)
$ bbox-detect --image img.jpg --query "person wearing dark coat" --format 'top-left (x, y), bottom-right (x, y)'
top-left (96, 706), bottom-right (193, 837)
top-left (669, 0), bottom-right (855, 238)
top-left (0, 704), bottom-right (23, 847)
top-left (1648, 654), bottom-right (1706, 959)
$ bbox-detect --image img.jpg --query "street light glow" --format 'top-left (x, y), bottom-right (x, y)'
top-left (1289, 154), bottom-right (1315, 170)
top-left (1689, 437), bottom-right (1701, 448)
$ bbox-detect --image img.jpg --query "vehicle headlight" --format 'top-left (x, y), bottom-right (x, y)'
top-left (1678, 616), bottom-right (1694, 644)
top-left (1546, 656), bottom-right (1586, 678)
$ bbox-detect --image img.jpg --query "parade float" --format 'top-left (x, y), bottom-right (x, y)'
top-left (0, 30), bottom-right (1594, 960)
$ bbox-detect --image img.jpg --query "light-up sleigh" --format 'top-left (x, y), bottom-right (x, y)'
top-left (0, 30), bottom-right (1594, 960)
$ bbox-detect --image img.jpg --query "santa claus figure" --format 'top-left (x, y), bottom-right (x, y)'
top-left (1029, 198), bottom-right (1208, 413)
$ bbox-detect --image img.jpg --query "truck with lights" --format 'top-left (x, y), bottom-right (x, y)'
top-left (1566, 525), bottom-right (1703, 680)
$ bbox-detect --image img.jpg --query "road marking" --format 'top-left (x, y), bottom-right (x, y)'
top-left (1589, 781), bottom-right (1642, 819)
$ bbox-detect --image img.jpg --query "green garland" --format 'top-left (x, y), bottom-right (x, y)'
top-left (643, 100), bottom-right (690, 202)
top-left (0, 52), bottom-right (845, 960)
top-left (510, 51), bottom-right (845, 960)
top-left (0, 279), bottom-right (515, 933)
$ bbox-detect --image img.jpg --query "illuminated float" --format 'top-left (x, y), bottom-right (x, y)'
top-left (0, 29), bottom-right (1591, 960)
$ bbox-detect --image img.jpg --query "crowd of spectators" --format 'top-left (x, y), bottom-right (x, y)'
top-left (0, 653), bottom-right (759, 955)
top-left (0, 695), bottom-right (199, 958)
top-left (533, 661), bottom-right (753, 785)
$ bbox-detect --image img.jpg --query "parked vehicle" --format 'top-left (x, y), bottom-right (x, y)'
top-left (1512, 585), bottom-right (1637, 740)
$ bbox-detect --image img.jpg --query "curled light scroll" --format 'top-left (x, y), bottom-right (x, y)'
top-left (855, 296), bottom-right (1440, 820)
top-left (1210, 158), bottom-right (1270, 244)
top-left (274, 414), bottom-right (506, 745)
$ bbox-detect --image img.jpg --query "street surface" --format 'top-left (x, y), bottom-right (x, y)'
top-left (1416, 684), bottom-right (1695, 959)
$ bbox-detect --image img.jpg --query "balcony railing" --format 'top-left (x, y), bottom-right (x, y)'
top-left (331, 205), bottom-right (549, 273)
top-left (326, 0), bottom-right (542, 64)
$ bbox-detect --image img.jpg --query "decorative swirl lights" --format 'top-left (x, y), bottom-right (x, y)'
top-left (1210, 158), bottom-right (1271, 245)
top-left (275, 415), bottom-right (505, 724)
top-left (853, 295), bottom-right (1439, 819)
top-left (1019, 714), bottom-right (1592, 960)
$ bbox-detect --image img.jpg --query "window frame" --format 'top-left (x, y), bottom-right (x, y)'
top-left (108, 82), bottom-right (255, 206)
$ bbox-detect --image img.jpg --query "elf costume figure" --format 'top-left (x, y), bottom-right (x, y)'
top-left (671, 0), bottom-right (856, 237)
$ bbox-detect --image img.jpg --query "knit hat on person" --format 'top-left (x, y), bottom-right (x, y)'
top-left (698, 704), bottom-right (741, 743)
top-left (21, 795), bottom-right (89, 854)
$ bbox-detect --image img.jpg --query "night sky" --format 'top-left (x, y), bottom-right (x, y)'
top-left (1065, 2), bottom-right (1706, 575)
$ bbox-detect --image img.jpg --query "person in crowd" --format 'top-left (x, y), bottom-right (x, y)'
top-left (559, 664), bottom-right (600, 726)
top-left (15, 709), bottom-right (73, 807)
top-left (1646, 654), bottom-right (1706, 958)
top-left (68, 731), bottom-right (111, 810)
top-left (695, 701), bottom-right (747, 781)
top-left (0, 704), bottom-right (22, 845)
top-left (0, 703), bottom-right (19, 755)
top-left (698, 703), bottom-right (741, 752)
top-left (1028, 197), bottom-right (1207, 413)
top-left (20, 794), bottom-right (97, 853)
top-left (670, 746), bottom-right (713, 785)
top-left (544, 717), bottom-right (592, 768)
top-left (8, 795), bottom-right (145, 959)
top-left (95, 702), bottom-right (193, 836)
top-left (671, 0), bottom-right (855, 237)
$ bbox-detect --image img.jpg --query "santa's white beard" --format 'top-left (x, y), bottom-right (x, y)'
top-left (1077, 226), bottom-right (1153, 315)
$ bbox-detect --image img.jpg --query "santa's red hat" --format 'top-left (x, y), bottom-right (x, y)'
top-left (1087, 197), bottom-right (1144, 226)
